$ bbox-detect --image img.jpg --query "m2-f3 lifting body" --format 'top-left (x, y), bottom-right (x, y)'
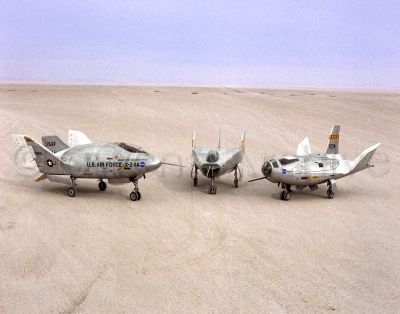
top-left (250, 125), bottom-right (380, 200)
top-left (13, 130), bottom-right (161, 201)
top-left (191, 130), bottom-right (245, 194)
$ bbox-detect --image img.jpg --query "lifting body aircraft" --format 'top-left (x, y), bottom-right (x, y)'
top-left (191, 130), bottom-right (245, 194)
top-left (249, 125), bottom-right (380, 200)
top-left (13, 130), bottom-right (162, 201)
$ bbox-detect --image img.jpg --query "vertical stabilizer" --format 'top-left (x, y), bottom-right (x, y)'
top-left (68, 130), bottom-right (91, 147)
top-left (348, 143), bottom-right (381, 175)
top-left (326, 125), bottom-right (340, 154)
top-left (240, 130), bottom-right (245, 150)
top-left (21, 135), bottom-right (68, 174)
top-left (296, 137), bottom-right (311, 156)
top-left (192, 130), bottom-right (196, 148)
top-left (41, 135), bottom-right (69, 153)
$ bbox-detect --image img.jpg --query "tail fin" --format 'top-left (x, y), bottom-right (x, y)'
top-left (348, 143), bottom-right (381, 175)
top-left (296, 137), bottom-right (311, 156)
top-left (192, 130), bottom-right (196, 148)
top-left (240, 130), bottom-right (245, 150)
top-left (68, 130), bottom-right (91, 147)
top-left (326, 125), bottom-right (340, 154)
top-left (22, 135), bottom-right (68, 174)
top-left (12, 134), bottom-right (38, 171)
top-left (41, 135), bottom-right (69, 153)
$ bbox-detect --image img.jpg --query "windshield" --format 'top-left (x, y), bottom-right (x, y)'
top-left (279, 158), bottom-right (299, 165)
top-left (206, 150), bottom-right (220, 163)
top-left (271, 159), bottom-right (279, 168)
top-left (117, 142), bottom-right (147, 154)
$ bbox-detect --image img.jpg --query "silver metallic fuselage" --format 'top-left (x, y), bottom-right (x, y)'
top-left (55, 143), bottom-right (161, 179)
top-left (192, 147), bottom-right (244, 178)
top-left (263, 154), bottom-right (354, 186)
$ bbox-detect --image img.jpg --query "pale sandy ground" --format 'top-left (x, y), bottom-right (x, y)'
top-left (0, 84), bottom-right (399, 314)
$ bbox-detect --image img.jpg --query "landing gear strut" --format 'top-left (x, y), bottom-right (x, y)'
top-left (327, 180), bottom-right (336, 199)
top-left (234, 166), bottom-right (239, 188)
top-left (68, 177), bottom-right (76, 197)
top-left (98, 179), bottom-right (107, 191)
top-left (130, 179), bottom-right (142, 201)
top-left (280, 184), bottom-right (292, 201)
top-left (209, 177), bottom-right (217, 194)
top-left (193, 165), bottom-right (198, 186)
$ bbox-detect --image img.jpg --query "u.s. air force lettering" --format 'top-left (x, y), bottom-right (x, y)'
top-left (86, 160), bottom-right (146, 168)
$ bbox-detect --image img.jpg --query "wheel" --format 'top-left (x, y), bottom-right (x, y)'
top-left (327, 189), bottom-right (335, 199)
top-left (137, 191), bottom-right (142, 200)
top-left (282, 190), bottom-right (291, 201)
top-left (234, 178), bottom-right (239, 188)
top-left (98, 181), bottom-right (107, 191)
top-left (68, 187), bottom-right (76, 197)
top-left (193, 177), bottom-right (198, 186)
top-left (130, 191), bottom-right (138, 201)
top-left (309, 184), bottom-right (318, 191)
top-left (209, 185), bottom-right (217, 194)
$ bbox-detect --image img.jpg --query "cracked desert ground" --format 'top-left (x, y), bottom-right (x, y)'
top-left (0, 84), bottom-right (399, 313)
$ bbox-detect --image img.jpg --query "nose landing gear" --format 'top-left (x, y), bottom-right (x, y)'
top-left (280, 184), bottom-right (292, 201)
top-left (129, 179), bottom-right (142, 201)
top-left (209, 177), bottom-right (217, 194)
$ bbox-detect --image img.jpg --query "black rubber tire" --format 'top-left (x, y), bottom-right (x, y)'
top-left (193, 177), bottom-right (198, 186)
top-left (209, 185), bottom-right (217, 194)
top-left (282, 190), bottom-right (291, 201)
top-left (137, 191), bottom-right (142, 200)
top-left (98, 181), bottom-right (107, 191)
top-left (68, 187), bottom-right (76, 197)
top-left (130, 191), bottom-right (138, 201)
top-left (327, 189), bottom-right (334, 199)
top-left (234, 178), bottom-right (239, 188)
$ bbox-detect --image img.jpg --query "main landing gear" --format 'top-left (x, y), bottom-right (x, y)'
top-left (129, 178), bottom-right (142, 201)
top-left (280, 184), bottom-right (292, 201)
top-left (278, 180), bottom-right (337, 201)
top-left (327, 180), bottom-right (336, 199)
top-left (67, 177), bottom-right (108, 197)
top-left (233, 166), bottom-right (239, 188)
top-left (98, 179), bottom-right (107, 191)
top-left (192, 164), bottom-right (198, 186)
top-left (68, 177), bottom-right (77, 197)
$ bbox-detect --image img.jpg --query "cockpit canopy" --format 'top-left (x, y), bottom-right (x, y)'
top-left (278, 158), bottom-right (299, 165)
top-left (206, 150), bottom-right (220, 163)
top-left (117, 142), bottom-right (147, 154)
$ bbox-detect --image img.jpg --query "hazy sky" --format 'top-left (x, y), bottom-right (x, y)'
top-left (1, 1), bottom-right (399, 88)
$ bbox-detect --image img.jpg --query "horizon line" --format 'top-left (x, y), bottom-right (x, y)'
top-left (1, 80), bottom-right (399, 93)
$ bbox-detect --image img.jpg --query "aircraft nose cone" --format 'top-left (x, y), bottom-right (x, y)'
top-left (148, 157), bottom-right (161, 171)
top-left (262, 161), bottom-right (272, 177)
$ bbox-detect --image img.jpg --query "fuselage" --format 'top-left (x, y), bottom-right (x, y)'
top-left (53, 142), bottom-right (161, 178)
top-left (263, 154), bottom-right (354, 186)
top-left (192, 147), bottom-right (244, 178)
